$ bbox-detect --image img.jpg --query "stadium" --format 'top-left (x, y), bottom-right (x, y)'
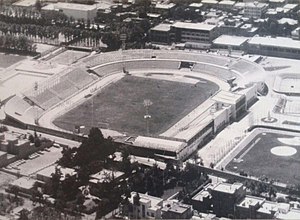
top-left (4, 49), bottom-right (262, 161)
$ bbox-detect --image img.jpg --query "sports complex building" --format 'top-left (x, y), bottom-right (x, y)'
top-left (3, 49), bottom-right (262, 161)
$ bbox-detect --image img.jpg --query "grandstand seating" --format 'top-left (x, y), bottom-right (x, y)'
top-left (50, 80), bottom-right (78, 100)
top-left (93, 62), bottom-right (124, 76)
top-left (230, 59), bottom-right (262, 75)
top-left (193, 63), bottom-right (234, 81)
top-left (23, 68), bottom-right (97, 110)
top-left (64, 68), bottom-right (94, 89)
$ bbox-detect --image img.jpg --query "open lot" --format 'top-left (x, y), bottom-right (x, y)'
top-left (226, 131), bottom-right (300, 185)
top-left (0, 53), bottom-right (26, 68)
top-left (53, 75), bottom-right (218, 136)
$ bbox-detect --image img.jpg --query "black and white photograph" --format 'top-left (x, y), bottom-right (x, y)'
top-left (0, 0), bottom-right (300, 219)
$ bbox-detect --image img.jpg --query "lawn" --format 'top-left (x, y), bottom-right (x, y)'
top-left (0, 53), bottom-right (26, 68)
top-left (226, 132), bottom-right (300, 185)
top-left (53, 75), bottom-right (219, 136)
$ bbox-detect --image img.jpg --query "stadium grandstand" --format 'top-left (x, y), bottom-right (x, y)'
top-left (23, 68), bottom-right (97, 110)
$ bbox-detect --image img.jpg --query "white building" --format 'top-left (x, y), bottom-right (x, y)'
top-left (128, 192), bottom-right (163, 219)
top-left (42, 2), bottom-right (98, 21)
top-left (244, 2), bottom-right (268, 18)
top-left (247, 36), bottom-right (300, 59)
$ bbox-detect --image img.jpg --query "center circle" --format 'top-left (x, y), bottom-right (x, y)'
top-left (271, 146), bottom-right (297, 157)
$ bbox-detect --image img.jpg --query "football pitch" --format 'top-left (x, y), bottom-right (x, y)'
top-left (53, 75), bottom-right (219, 136)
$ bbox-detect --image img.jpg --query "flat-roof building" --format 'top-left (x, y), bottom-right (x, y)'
top-left (42, 2), bottom-right (98, 21)
top-left (150, 23), bottom-right (172, 44)
top-left (247, 36), bottom-right (300, 59)
top-left (211, 182), bottom-right (246, 218)
top-left (213, 35), bottom-right (249, 51)
top-left (126, 192), bottom-right (163, 219)
top-left (244, 2), bottom-right (268, 18)
top-left (171, 22), bottom-right (218, 47)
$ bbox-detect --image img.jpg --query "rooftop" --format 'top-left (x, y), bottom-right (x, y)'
top-left (90, 169), bottom-right (124, 183)
top-left (257, 200), bottom-right (278, 215)
top-left (133, 136), bottom-right (187, 153)
top-left (151, 23), bottom-right (171, 32)
top-left (55, 2), bottom-right (97, 11)
top-left (162, 200), bottom-right (191, 214)
top-left (219, 0), bottom-right (236, 6)
top-left (213, 182), bottom-right (243, 194)
top-left (155, 3), bottom-right (176, 10)
top-left (10, 177), bottom-right (36, 190)
top-left (212, 90), bottom-right (244, 105)
top-left (37, 165), bottom-right (76, 181)
top-left (172, 22), bottom-right (216, 31)
top-left (189, 3), bottom-right (203, 8)
top-left (213, 35), bottom-right (249, 47)
top-left (202, 0), bottom-right (219, 4)
top-left (237, 195), bottom-right (265, 208)
top-left (130, 192), bottom-right (163, 208)
top-left (248, 36), bottom-right (300, 50)
top-left (277, 209), bottom-right (300, 220)
top-left (13, 0), bottom-right (36, 7)
top-left (245, 2), bottom-right (268, 8)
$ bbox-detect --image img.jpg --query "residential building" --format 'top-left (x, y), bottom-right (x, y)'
top-left (211, 182), bottom-right (246, 218)
top-left (235, 195), bottom-right (265, 218)
top-left (127, 192), bottom-right (163, 219)
top-left (161, 200), bottom-right (193, 219)
top-left (191, 184), bottom-right (213, 213)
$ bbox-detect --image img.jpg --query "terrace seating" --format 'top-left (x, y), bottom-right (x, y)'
top-left (94, 62), bottom-right (124, 76)
top-left (124, 60), bottom-right (180, 71)
top-left (230, 59), bottom-right (262, 75)
top-left (193, 63), bottom-right (234, 81)
top-left (64, 68), bottom-right (94, 89)
top-left (28, 89), bottom-right (61, 109)
top-left (50, 80), bottom-right (78, 100)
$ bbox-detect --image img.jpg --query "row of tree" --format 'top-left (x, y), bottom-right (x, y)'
top-left (0, 34), bottom-right (35, 52)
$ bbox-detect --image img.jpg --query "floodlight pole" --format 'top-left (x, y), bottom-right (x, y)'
top-left (144, 99), bottom-right (153, 136)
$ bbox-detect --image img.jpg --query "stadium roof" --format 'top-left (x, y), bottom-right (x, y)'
top-left (172, 22), bottom-right (216, 31)
top-left (212, 90), bottom-right (244, 105)
top-left (133, 136), bottom-right (187, 153)
top-left (248, 36), bottom-right (300, 50)
top-left (213, 35), bottom-right (249, 47)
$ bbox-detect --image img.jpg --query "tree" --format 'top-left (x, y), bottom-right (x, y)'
top-left (35, 0), bottom-right (42, 12)
top-left (101, 32), bottom-right (121, 51)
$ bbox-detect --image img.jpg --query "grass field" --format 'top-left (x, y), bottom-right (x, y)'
top-left (226, 132), bottom-right (300, 185)
top-left (53, 75), bottom-right (218, 136)
top-left (0, 53), bottom-right (26, 68)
